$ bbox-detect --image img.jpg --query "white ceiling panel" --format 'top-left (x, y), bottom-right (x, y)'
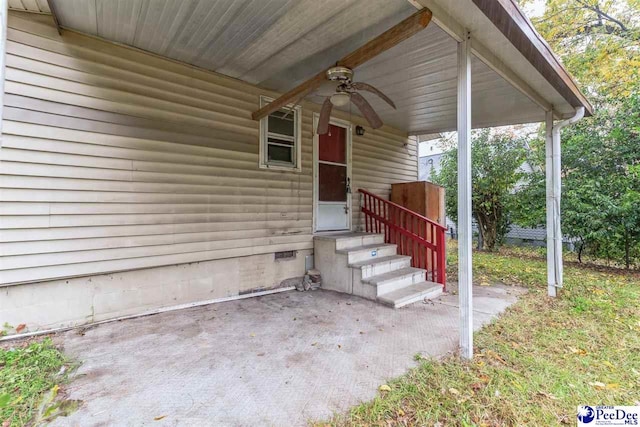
top-left (8, 0), bottom-right (50, 13)
top-left (50, 0), bottom-right (546, 134)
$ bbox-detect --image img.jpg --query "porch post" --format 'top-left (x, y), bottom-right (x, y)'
top-left (457, 32), bottom-right (473, 359)
top-left (544, 111), bottom-right (557, 297)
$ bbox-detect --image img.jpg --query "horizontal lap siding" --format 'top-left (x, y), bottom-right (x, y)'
top-left (351, 131), bottom-right (418, 230)
top-left (0, 13), bottom-right (312, 285)
top-left (0, 12), bottom-right (414, 286)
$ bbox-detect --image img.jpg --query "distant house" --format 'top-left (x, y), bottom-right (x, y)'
top-left (417, 138), bottom-right (550, 246)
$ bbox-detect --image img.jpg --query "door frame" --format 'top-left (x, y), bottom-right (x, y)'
top-left (312, 113), bottom-right (353, 233)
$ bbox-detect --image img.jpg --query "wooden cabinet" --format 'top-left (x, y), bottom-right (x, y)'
top-left (390, 181), bottom-right (445, 226)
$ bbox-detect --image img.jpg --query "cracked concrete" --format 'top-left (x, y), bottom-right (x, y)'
top-left (51, 284), bottom-right (525, 427)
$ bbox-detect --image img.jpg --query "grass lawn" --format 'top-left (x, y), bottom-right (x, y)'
top-left (0, 338), bottom-right (78, 427)
top-left (324, 244), bottom-right (640, 426)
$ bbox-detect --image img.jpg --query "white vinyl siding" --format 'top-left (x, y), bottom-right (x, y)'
top-left (0, 12), bottom-right (417, 286)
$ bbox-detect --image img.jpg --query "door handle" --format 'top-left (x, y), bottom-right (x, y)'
top-left (346, 177), bottom-right (351, 194)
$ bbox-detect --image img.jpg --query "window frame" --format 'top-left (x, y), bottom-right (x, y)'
top-left (259, 95), bottom-right (302, 172)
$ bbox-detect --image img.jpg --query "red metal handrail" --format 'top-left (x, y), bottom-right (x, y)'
top-left (358, 189), bottom-right (447, 287)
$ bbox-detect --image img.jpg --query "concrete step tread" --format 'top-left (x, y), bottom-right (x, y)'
top-left (377, 281), bottom-right (443, 308)
top-left (314, 232), bottom-right (384, 242)
top-left (349, 255), bottom-right (411, 269)
top-left (336, 243), bottom-right (396, 255)
top-left (362, 267), bottom-right (425, 286)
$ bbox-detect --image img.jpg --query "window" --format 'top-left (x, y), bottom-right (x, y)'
top-left (259, 96), bottom-right (302, 171)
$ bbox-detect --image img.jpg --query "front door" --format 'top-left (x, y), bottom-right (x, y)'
top-left (314, 120), bottom-right (351, 232)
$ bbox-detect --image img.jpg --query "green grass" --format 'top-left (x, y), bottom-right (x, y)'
top-left (321, 244), bottom-right (640, 426)
top-left (0, 338), bottom-right (77, 426)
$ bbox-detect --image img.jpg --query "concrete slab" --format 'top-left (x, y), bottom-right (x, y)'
top-left (51, 285), bottom-right (525, 427)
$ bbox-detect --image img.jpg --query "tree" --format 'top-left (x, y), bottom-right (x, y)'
top-left (516, 88), bottom-right (640, 267)
top-left (520, 0), bottom-right (640, 98)
top-left (432, 129), bottom-right (529, 251)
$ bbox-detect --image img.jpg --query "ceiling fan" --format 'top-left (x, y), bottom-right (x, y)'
top-left (316, 66), bottom-right (396, 135)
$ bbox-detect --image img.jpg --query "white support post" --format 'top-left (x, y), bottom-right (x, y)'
top-left (457, 32), bottom-right (473, 360)
top-left (552, 120), bottom-right (564, 291)
top-left (548, 107), bottom-right (585, 296)
top-left (545, 110), bottom-right (556, 297)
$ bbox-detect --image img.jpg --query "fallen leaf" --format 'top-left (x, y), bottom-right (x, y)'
top-left (337, 344), bottom-right (342, 349)
top-left (154, 415), bottom-right (166, 421)
top-left (3, 420), bottom-right (10, 427)
top-left (486, 350), bottom-right (506, 364)
top-left (249, 333), bottom-right (255, 337)
top-left (478, 374), bottom-right (490, 383)
top-left (589, 381), bottom-right (606, 390)
top-left (379, 384), bottom-right (392, 392)
top-left (537, 391), bottom-right (558, 400)
top-left (471, 382), bottom-right (485, 391)
top-left (569, 347), bottom-right (588, 355)
top-left (448, 387), bottom-right (460, 395)
top-left (16, 324), bottom-right (26, 333)
top-left (606, 383), bottom-right (620, 389)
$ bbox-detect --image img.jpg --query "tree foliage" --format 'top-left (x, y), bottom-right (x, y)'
top-left (506, 1), bottom-right (640, 268)
top-left (516, 88), bottom-right (640, 267)
top-left (432, 130), bottom-right (529, 251)
top-left (521, 0), bottom-right (640, 98)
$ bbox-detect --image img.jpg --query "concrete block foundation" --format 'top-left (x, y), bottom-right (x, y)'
top-left (0, 249), bottom-right (312, 336)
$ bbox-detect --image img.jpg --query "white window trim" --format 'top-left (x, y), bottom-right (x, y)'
top-left (259, 95), bottom-right (302, 172)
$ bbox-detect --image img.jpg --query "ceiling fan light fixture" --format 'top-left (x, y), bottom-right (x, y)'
top-left (330, 92), bottom-right (351, 107)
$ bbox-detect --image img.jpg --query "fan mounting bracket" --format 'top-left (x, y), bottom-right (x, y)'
top-left (326, 66), bottom-right (353, 82)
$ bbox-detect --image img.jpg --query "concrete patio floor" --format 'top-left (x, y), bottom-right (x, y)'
top-left (52, 285), bottom-right (524, 426)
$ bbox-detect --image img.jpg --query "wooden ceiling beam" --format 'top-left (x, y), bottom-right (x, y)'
top-left (251, 8), bottom-right (433, 121)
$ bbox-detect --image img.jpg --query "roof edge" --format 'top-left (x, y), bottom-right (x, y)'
top-left (472, 0), bottom-right (593, 116)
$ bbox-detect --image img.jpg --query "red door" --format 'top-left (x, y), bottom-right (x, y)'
top-left (316, 123), bottom-right (350, 231)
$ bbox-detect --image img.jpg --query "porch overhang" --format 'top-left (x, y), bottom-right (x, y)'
top-left (18, 0), bottom-right (591, 135)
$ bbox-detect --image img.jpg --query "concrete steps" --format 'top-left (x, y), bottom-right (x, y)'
top-left (314, 232), bottom-right (442, 308)
top-left (336, 243), bottom-right (398, 263)
top-left (349, 255), bottom-right (412, 279)
top-left (377, 281), bottom-right (443, 308)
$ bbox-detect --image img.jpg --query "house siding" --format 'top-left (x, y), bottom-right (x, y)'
top-left (0, 12), bottom-right (416, 331)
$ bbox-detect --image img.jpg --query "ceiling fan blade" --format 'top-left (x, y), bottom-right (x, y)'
top-left (317, 97), bottom-right (333, 135)
top-left (352, 82), bottom-right (396, 109)
top-left (350, 92), bottom-right (383, 129)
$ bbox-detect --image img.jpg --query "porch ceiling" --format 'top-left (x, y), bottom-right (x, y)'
top-left (45, 0), bottom-right (575, 134)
